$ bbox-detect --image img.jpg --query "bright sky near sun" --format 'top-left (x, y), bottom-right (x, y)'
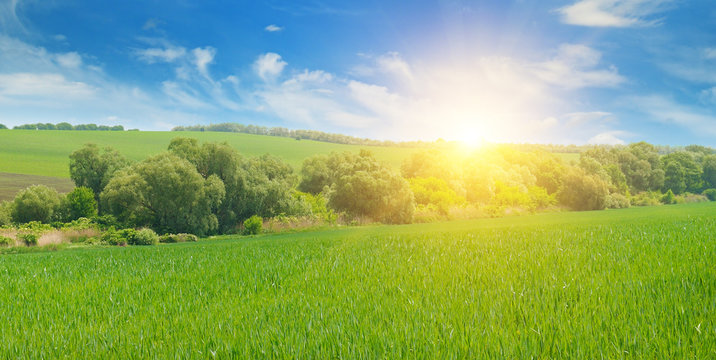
top-left (0, 0), bottom-right (715, 145)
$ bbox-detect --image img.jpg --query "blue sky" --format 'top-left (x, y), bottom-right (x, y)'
top-left (1, 0), bottom-right (715, 145)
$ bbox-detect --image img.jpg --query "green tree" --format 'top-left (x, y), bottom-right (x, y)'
top-left (66, 186), bottom-right (98, 220)
top-left (11, 185), bottom-right (63, 223)
top-left (409, 177), bottom-right (465, 215)
top-left (56, 122), bottom-right (73, 130)
top-left (69, 144), bottom-right (130, 202)
top-left (557, 167), bottom-right (609, 211)
top-left (0, 124), bottom-right (7, 130)
top-left (100, 153), bottom-right (225, 235)
top-left (169, 138), bottom-right (302, 233)
top-left (662, 152), bottom-right (702, 194)
top-left (702, 155), bottom-right (716, 189)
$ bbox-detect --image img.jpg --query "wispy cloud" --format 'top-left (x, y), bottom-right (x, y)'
top-left (630, 94), bottom-right (716, 135)
top-left (264, 24), bottom-right (282, 32)
top-left (557, 0), bottom-right (674, 27)
top-left (532, 44), bottom-right (625, 88)
top-left (134, 46), bottom-right (187, 63)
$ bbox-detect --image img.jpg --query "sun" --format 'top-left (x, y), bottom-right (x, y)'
top-left (455, 123), bottom-right (489, 149)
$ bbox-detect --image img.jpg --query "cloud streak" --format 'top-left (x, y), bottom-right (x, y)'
top-left (557, 0), bottom-right (674, 27)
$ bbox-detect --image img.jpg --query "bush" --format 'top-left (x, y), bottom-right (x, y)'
top-left (66, 187), bottom-right (98, 221)
top-left (101, 228), bottom-right (126, 246)
top-left (0, 201), bottom-right (11, 226)
top-left (119, 228), bottom-right (138, 245)
top-left (661, 189), bottom-right (676, 205)
top-left (243, 215), bottom-right (262, 235)
top-left (703, 188), bottom-right (716, 201)
top-left (11, 185), bottom-right (63, 223)
top-left (630, 191), bottom-right (662, 206)
top-left (0, 236), bottom-right (13, 247)
top-left (159, 233), bottom-right (199, 243)
top-left (131, 228), bottom-right (158, 245)
top-left (605, 193), bottom-right (631, 209)
top-left (17, 232), bottom-right (38, 246)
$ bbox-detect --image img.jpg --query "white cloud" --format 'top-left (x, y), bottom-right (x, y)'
top-left (54, 52), bottom-right (82, 68)
top-left (588, 131), bottom-right (628, 145)
top-left (0, 73), bottom-right (94, 98)
top-left (557, 0), bottom-right (674, 27)
top-left (254, 52), bottom-right (287, 80)
top-left (265, 24), bottom-right (283, 32)
top-left (532, 44), bottom-right (625, 88)
top-left (134, 46), bottom-right (187, 63)
top-left (192, 46), bottom-right (216, 77)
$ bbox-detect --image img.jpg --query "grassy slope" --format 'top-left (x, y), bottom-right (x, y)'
top-left (0, 173), bottom-right (74, 201)
top-left (1, 202), bottom-right (714, 358)
top-left (0, 130), bottom-right (418, 178)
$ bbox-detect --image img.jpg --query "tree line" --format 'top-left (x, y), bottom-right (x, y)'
top-left (1, 139), bottom-right (715, 238)
top-left (5, 123), bottom-right (128, 131)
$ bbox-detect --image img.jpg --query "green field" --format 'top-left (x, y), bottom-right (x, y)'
top-left (1, 203), bottom-right (714, 358)
top-left (0, 173), bottom-right (74, 202)
top-left (0, 130), bottom-right (418, 178)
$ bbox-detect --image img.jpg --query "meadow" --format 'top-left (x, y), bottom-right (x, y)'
top-left (0, 130), bottom-right (418, 178)
top-left (1, 202), bottom-right (714, 358)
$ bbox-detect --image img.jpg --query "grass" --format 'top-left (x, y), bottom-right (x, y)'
top-left (0, 172), bottom-right (75, 201)
top-left (1, 202), bottom-right (714, 358)
top-left (0, 130), bottom-right (419, 178)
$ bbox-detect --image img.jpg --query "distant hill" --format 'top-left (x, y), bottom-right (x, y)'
top-left (0, 130), bottom-right (419, 179)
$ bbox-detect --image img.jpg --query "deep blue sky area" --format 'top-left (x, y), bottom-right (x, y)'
top-left (1, 0), bottom-right (715, 146)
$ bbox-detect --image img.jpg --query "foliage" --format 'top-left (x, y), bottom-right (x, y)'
top-left (408, 177), bottom-right (465, 215)
top-left (65, 187), bottom-right (98, 221)
top-left (169, 138), bottom-right (303, 233)
top-left (132, 228), bottom-right (159, 246)
top-left (661, 189), bottom-right (676, 205)
top-left (605, 193), bottom-right (631, 209)
top-left (0, 236), bottom-right (12, 247)
top-left (11, 185), bottom-right (63, 223)
top-left (302, 150), bottom-right (414, 224)
top-left (703, 188), bottom-right (716, 201)
top-left (69, 144), bottom-right (130, 201)
top-left (159, 233), bottom-right (198, 243)
top-left (662, 152), bottom-right (703, 194)
top-left (0, 201), bottom-right (11, 226)
top-left (557, 167), bottom-right (609, 211)
top-left (101, 228), bottom-right (126, 246)
top-left (293, 192), bottom-right (336, 224)
top-left (17, 232), bottom-right (38, 246)
top-left (101, 152), bottom-right (225, 236)
top-left (243, 215), bottom-right (263, 235)
top-left (13, 123), bottom-right (124, 131)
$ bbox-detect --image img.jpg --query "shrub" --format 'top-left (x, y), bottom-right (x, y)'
top-left (159, 233), bottom-right (199, 243)
top-left (11, 185), bottom-right (63, 223)
top-left (0, 236), bottom-right (13, 247)
top-left (119, 228), bottom-right (138, 244)
top-left (703, 188), bottom-right (716, 201)
top-left (605, 193), bottom-right (631, 209)
top-left (66, 187), bottom-right (98, 221)
top-left (131, 228), bottom-right (159, 245)
top-left (661, 189), bottom-right (676, 205)
top-left (101, 228), bottom-right (126, 246)
top-left (17, 232), bottom-right (38, 247)
top-left (243, 215), bottom-right (263, 235)
top-left (0, 201), bottom-right (11, 226)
